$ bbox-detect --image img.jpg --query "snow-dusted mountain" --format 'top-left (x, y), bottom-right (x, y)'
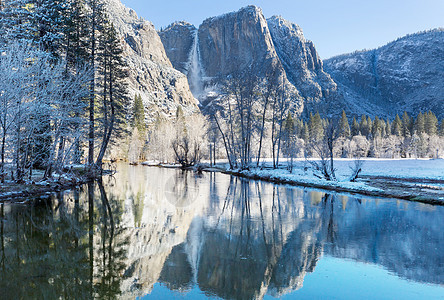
top-left (159, 6), bottom-right (337, 114)
top-left (103, 0), bottom-right (198, 121)
top-left (103, 0), bottom-right (443, 120)
top-left (325, 29), bottom-right (444, 118)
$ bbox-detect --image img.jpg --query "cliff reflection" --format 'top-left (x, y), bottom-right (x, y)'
top-left (1, 166), bottom-right (443, 299)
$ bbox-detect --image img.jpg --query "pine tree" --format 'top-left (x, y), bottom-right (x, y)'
top-left (415, 112), bottom-right (425, 134)
top-left (132, 94), bottom-right (145, 134)
top-left (425, 111), bottom-right (438, 136)
top-left (366, 116), bottom-right (373, 138)
top-left (86, 0), bottom-right (105, 169)
top-left (0, 0), bottom-right (34, 45)
top-left (309, 112), bottom-right (323, 141)
top-left (385, 118), bottom-right (391, 136)
top-left (294, 118), bottom-right (303, 139)
top-left (372, 116), bottom-right (381, 138)
top-left (28, 0), bottom-right (69, 57)
top-left (351, 117), bottom-right (360, 136)
top-left (439, 120), bottom-right (444, 137)
top-left (65, 0), bottom-right (89, 67)
top-left (401, 111), bottom-right (412, 137)
top-left (282, 112), bottom-right (296, 171)
top-left (359, 115), bottom-right (369, 137)
top-left (391, 114), bottom-right (403, 137)
top-left (338, 110), bottom-right (350, 138)
top-left (302, 122), bottom-right (309, 141)
top-left (96, 21), bottom-right (129, 166)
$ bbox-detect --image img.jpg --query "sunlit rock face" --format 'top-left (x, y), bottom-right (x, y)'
top-left (267, 16), bottom-right (337, 103)
top-left (159, 22), bottom-right (197, 75)
top-left (103, 0), bottom-right (198, 121)
top-left (160, 6), bottom-right (348, 114)
top-left (324, 29), bottom-right (444, 118)
top-left (197, 6), bottom-right (278, 79)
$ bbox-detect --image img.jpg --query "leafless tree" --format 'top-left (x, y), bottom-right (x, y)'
top-left (307, 120), bottom-right (340, 181)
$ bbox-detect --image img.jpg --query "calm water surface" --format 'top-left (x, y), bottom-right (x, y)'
top-left (0, 165), bottom-right (443, 299)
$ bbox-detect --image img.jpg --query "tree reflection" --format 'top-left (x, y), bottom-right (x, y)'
top-left (0, 180), bottom-right (127, 299)
top-left (2, 167), bottom-right (443, 299)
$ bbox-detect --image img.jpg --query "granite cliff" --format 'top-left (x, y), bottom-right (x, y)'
top-left (103, 0), bottom-right (198, 121)
top-left (160, 6), bottom-right (338, 114)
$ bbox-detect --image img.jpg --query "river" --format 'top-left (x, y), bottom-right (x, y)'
top-left (0, 165), bottom-right (443, 299)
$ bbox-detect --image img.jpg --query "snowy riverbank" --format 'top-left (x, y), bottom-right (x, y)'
top-left (0, 165), bottom-right (114, 202)
top-left (214, 159), bottom-right (444, 205)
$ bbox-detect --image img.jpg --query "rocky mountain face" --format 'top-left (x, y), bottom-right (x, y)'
top-left (104, 0), bottom-right (443, 121)
top-left (324, 29), bottom-right (444, 118)
top-left (160, 6), bottom-right (337, 114)
top-left (158, 21), bottom-right (197, 74)
top-left (267, 16), bottom-right (337, 103)
top-left (103, 0), bottom-right (198, 121)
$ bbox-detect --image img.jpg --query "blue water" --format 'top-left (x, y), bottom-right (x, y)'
top-left (1, 165), bottom-right (443, 299)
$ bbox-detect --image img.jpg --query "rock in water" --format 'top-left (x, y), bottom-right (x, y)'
top-left (103, 0), bottom-right (198, 121)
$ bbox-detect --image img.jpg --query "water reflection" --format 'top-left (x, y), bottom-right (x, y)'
top-left (1, 165), bottom-right (443, 299)
top-left (0, 180), bottom-right (128, 299)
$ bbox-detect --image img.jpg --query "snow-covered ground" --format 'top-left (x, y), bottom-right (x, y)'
top-left (209, 158), bottom-right (444, 203)
top-left (252, 158), bottom-right (444, 181)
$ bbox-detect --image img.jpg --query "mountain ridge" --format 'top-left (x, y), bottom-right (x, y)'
top-left (324, 28), bottom-right (444, 118)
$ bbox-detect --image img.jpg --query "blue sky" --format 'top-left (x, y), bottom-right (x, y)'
top-left (121, 0), bottom-right (443, 59)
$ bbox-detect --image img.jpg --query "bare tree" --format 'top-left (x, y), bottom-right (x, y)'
top-left (307, 120), bottom-right (340, 181)
top-left (172, 112), bottom-right (207, 168)
top-left (213, 70), bottom-right (259, 170)
top-left (270, 75), bottom-right (292, 169)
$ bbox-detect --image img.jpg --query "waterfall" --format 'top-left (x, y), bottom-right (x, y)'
top-left (185, 217), bottom-right (204, 283)
top-left (187, 30), bottom-right (204, 100)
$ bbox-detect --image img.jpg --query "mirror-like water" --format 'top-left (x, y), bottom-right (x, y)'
top-left (0, 165), bottom-right (443, 299)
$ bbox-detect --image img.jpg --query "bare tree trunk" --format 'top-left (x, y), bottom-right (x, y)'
top-left (256, 96), bottom-right (269, 166)
top-left (213, 115), bottom-right (233, 169)
top-left (1, 134), bottom-right (5, 183)
top-left (88, 1), bottom-right (97, 173)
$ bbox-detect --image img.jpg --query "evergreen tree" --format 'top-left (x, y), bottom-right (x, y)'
top-left (132, 94), bottom-right (145, 134)
top-left (415, 112), bottom-right (425, 134)
top-left (338, 110), bottom-right (350, 138)
top-left (351, 117), bottom-right (360, 136)
top-left (359, 115), bottom-right (370, 137)
top-left (401, 111), bottom-right (412, 137)
top-left (309, 112), bottom-right (323, 141)
top-left (65, 0), bottom-right (89, 67)
top-left (86, 0), bottom-right (106, 169)
top-left (439, 120), bottom-right (444, 137)
top-left (372, 116), bottom-right (381, 138)
top-left (96, 21), bottom-right (129, 166)
top-left (425, 111), bottom-right (438, 136)
top-left (0, 0), bottom-right (34, 45)
top-left (282, 112), bottom-right (295, 150)
top-left (28, 0), bottom-right (69, 57)
top-left (302, 122), bottom-right (310, 141)
top-left (385, 118), bottom-right (391, 136)
top-left (294, 118), bottom-right (303, 139)
top-left (391, 114), bottom-right (403, 136)
top-left (282, 112), bottom-right (295, 135)
top-left (366, 116), bottom-right (373, 138)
